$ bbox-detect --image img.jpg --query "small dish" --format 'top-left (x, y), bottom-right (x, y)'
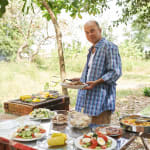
top-left (95, 125), bottom-right (123, 137)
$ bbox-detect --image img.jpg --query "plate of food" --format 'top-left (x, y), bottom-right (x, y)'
top-left (69, 111), bottom-right (91, 129)
top-left (29, 108), bottom-right (57, 120)
top-left (74, 131), bottom-right (117, 150)
top-left (20, 92), bottom-right (58, 103)
top-left (12, 125), bottom-right (46, 141)
top-left (95, 125), bottom-right (123, 137)
top-left (120, 114), bottom-right (150, 133)
top-left (52, 114), bottom-right (68, 125)
top-left (61, 81), bottom-right (88, 89)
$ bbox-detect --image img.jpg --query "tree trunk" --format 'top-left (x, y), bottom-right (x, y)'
top-left (42, 1), bottom-right (68, 95)
top-left (16, 42), bottom-right (28, 62)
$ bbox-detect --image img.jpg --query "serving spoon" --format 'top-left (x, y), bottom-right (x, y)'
top-left (135, 119), bottom-right (150, 123)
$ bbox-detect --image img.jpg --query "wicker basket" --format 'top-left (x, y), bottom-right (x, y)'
top-left (4, 96), bottom-right (70, 116)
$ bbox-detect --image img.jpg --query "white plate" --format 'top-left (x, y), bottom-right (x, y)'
top-left (61, 83), bottom-right (88, 89)
top-left (74, 135), bottom-right (117, 150)
top-left (52, 120), bottom-right (68, 125)
top-left (12, 133), bottom-right (46, 142)
top-left (29, 110), bottom-right (57, 120)
top-left (29, 117), bottom-right (51, 121)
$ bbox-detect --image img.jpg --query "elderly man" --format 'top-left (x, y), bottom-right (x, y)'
top-left (72, 20), bottom-right (122, 124)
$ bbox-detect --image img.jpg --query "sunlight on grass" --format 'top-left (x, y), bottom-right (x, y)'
top-left (139, 105), bottom-right (150, 116)
top-left (116, 88), bottom-right (143, 99)
top-left (123, 74), bottom-right (150, 81)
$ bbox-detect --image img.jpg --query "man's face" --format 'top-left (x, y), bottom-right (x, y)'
top-left (84, 22), bottom-right (102, 45)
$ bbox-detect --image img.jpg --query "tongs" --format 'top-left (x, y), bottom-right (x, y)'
top-left (64, 79), bottom-right (76, 82)
top-left (135, 119), bottom-right (150, 123)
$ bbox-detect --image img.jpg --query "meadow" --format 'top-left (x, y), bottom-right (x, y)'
top-left (0, 47), bottom-right (150, 113)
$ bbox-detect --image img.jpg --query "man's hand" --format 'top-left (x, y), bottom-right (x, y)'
top-left (83, 81), bottom-right (97, 90)
top-left (83, 78), bottom-right (104, 90)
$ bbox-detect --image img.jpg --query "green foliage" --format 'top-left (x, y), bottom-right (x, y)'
top-left (0, 0), bottom-right (8, 17)
top-left (23, 0), bottom-right (109, 20)
top-left (63, 41), bottom-right (87, 72)
top-left (115, 0), bottom-right (150, 29)
top-left (119, 40), bottom-right (143, 59)
top-left (131, 23), bottom-right (150, 53)
top-left (1, 0), bottom-right (150, 31)
top-left (22, 0), bottom-right (34, 14)
top-left (144, 87), bottom-right (150, 97)
top-left (0, 22), bottom-right (23, 60)
top-left (119, 39), bottom-right (144, 72)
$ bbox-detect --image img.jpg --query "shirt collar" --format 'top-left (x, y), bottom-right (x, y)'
top-left (94, 37), bottom-right (105, 48)
top-left (88, 37), bottom-right (105, 52)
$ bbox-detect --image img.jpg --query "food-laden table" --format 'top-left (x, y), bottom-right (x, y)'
top-left (0, 114), bottom-right (150, 150)
top-left (4, 91), bottom-right (70, 116)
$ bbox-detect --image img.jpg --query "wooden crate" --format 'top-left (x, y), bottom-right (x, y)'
top-left (4, 96), bottom-right (70, 116)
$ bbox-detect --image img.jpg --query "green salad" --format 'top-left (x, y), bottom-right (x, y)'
top-left (14, 125), bottom-right (46, 139)
top-left (30, 108), bottom-right (56, 119)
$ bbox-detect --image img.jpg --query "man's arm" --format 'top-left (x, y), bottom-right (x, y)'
top-left (101, 45), bottom-right (122, 84)
top-left (84, 78), bottom-right (104, 90)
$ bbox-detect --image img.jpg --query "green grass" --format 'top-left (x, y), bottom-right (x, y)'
top-left (139, 105), bottom-right (150, 116)
top-left (0, 102), bottom-right (3, 113)
top-left (123, 74), bottom-right (150, 81)
top-left (116, 88), bottom-right (143, 99)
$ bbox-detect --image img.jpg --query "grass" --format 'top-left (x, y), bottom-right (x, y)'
top-left (116, 88), bottom-right (143, 99)
top-left (0, 55), bottom-right (150, 112)
top-left (0, 102), bottom-right (3, 113)
top-left (139, 105), bottom-right (150, 116)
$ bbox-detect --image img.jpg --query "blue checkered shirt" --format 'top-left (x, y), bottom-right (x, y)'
top-left (75, 38), bottom-right (122, 116)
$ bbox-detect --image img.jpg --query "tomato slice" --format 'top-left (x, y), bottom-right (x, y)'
top-left (89, 145), bottom-right (97, 149)
top-left (39, 128), bottom-right (46, 133)
top-left (96, 131), bottom-right (103, 137)
top-left (83, 134), bottom-right (91, 138)
top-left (31, 133), bottom-right (36, 138)
top-left (101, 135), bottom-right (108, 142)
top-left (15, 135), bottom-right (21, 138)
top-left (101, 145), bottom-right (107, 149)
top-left (91, 138), bottom-right (98, 146)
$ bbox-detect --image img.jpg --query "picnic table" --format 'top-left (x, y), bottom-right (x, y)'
top-left (0, 114), bottom-right (150, 150)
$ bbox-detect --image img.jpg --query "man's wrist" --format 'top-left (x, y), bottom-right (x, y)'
top-left (94, 78), bottom-right (104, 85)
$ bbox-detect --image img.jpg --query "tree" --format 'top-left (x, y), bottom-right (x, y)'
top-left (115, 0), bottom-right (150, 29)
top-left (0, 0), bottom-right (53, 62)
top-left (0, 21), bottom-right (23, 60)
top-left (0, 0), bottom-right (110, 95)
top-left (0, 0), bottom-right (8, 17)
top-left (131, 23), bottom-right (150, 52)
top-left (21, 0), bottom-right (109, 95)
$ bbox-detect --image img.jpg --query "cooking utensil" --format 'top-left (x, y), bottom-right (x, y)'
top-left (120, 114), bottom-right (150, 133)
top-left (135, 119), bottom-right (150, 123)
top-left (65, 79), bottom-right (73, 82)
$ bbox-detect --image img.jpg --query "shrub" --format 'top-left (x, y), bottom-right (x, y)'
top-left (144, 87), bottom-right (150, 97)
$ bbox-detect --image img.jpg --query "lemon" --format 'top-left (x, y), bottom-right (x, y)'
top-left (20, 95), bottom-right (32, 101)
top-left (32, 98), bottom-right (40, 102)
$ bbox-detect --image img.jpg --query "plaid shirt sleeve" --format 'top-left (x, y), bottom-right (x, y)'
top-left (101, 43), bottom-right (122, 84)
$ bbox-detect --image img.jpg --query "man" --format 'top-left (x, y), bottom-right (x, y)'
top-left (72, 20), bottom-right (122, 124)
